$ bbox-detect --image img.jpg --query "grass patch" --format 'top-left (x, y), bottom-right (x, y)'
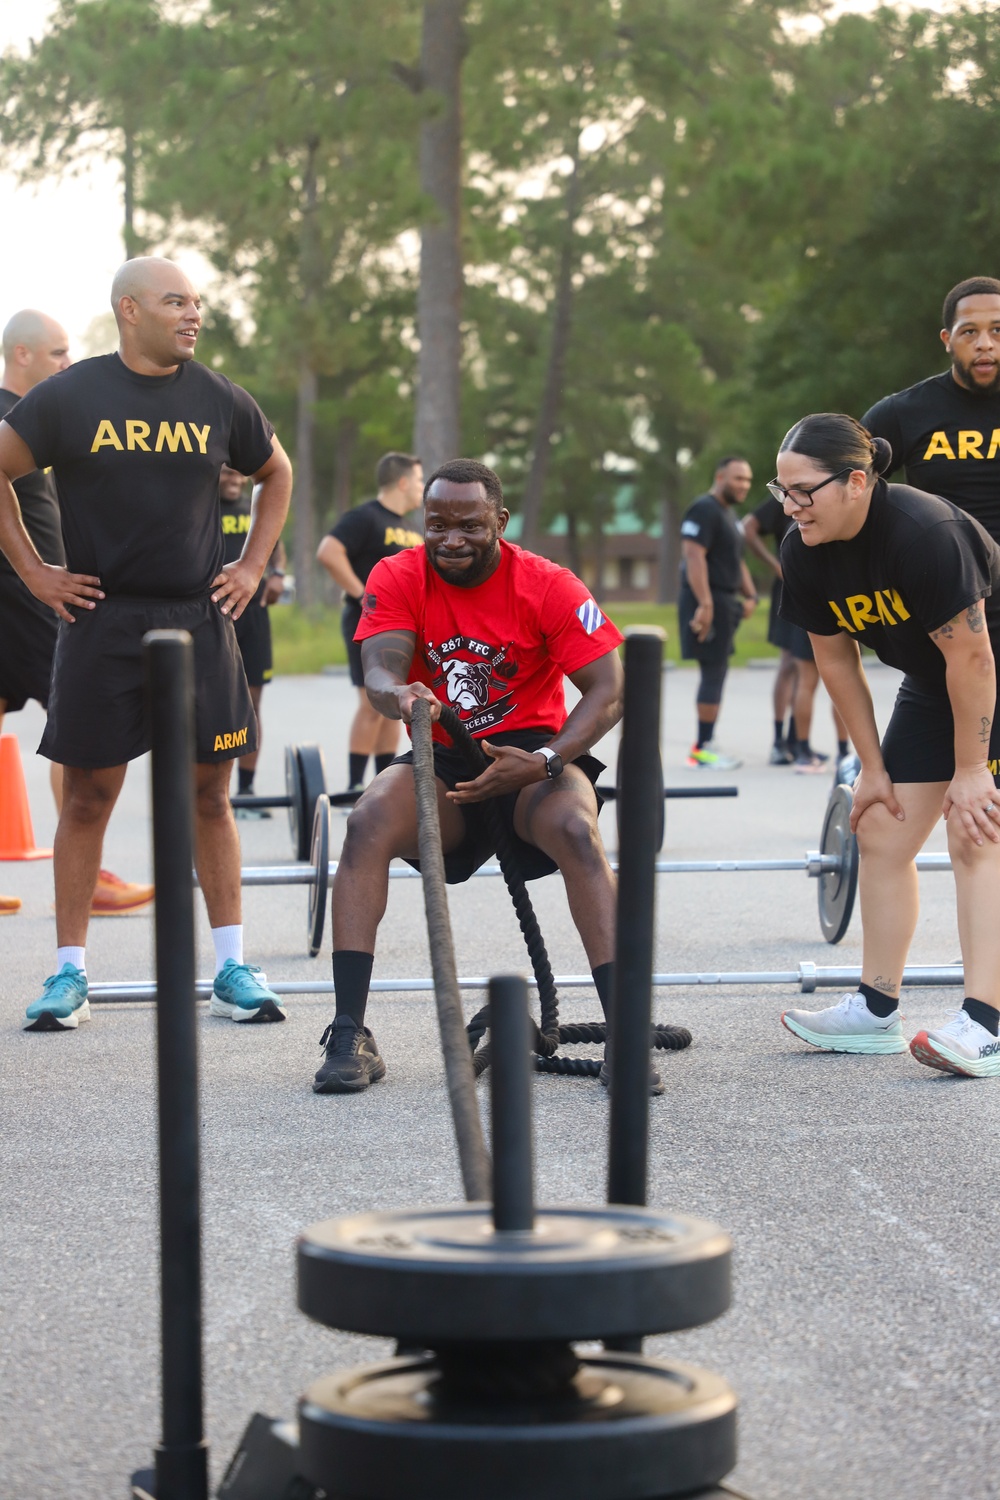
top-left (270, 599), bottom-right (782, 675)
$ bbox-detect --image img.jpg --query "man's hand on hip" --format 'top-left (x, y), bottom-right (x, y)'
top-left (211, 559), bottom-right (263, 620)
top-left (27, 562), bottom-right (104, 623)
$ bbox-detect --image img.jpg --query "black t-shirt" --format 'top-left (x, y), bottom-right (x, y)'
top-left (751, 493), bottom-right (794, 545)
top-left (0, 386), bottom-right (66, 576)
top-left (220, 488), bottom-right (266, 605)
top-left (779, 479), bottom-right (1000, 690)
top-left (862, 371), bottom-right (1000, 540)
top-left (329, 498), bottom-right (422, 594)
top-left (679, 493), bottom-right (744, 592)
top-left (2, 354), bottom-right (274, 598)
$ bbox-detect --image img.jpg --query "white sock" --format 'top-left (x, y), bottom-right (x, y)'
top-left (56, 946), bottom-right (86, 975)
top-left (212, 925), bottom-right (244, 974)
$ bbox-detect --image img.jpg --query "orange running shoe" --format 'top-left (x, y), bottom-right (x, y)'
top-left (0, 893), bottom-right (22, 914)
top-left (90, 868), bottom-right (155, 916)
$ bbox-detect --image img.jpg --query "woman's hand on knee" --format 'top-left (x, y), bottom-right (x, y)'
top-left (850, 766), bottom-right (904, 832)
top-left (943, 766), bottom-right (1000, 847)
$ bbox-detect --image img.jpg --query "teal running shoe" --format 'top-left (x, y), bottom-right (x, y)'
top-left (209, 959), bottom-right (286, 1023)
top-left (25, 963), bottom-right (90, 1032)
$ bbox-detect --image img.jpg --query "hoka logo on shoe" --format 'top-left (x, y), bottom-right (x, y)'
top-left (979, 1041), bottom-right (1000, 1058)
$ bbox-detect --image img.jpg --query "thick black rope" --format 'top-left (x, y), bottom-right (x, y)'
top-left (435, 706), bottom-right (691, 1077)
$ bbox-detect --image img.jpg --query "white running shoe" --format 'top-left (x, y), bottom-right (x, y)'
top-left (781, 991), bottom-right (906, 1054)
top-left (910, 1010), bottom-right (1000, 1078)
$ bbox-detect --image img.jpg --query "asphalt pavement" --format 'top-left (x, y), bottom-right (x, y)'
top-left (1, 663), bottom-right (997, 1500)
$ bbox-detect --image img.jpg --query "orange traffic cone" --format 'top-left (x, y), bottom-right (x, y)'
top-left (0, 734), bottom-right (52, 860)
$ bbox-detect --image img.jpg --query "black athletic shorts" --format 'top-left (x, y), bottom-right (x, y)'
top-left (678, 584), bottom-right (743, 665)
top-left (234, 599), bottom-right (273, 688)
top-left (342, 598), bottom-right (364, 687)
top-left (0, 574), bottom-right (58, 711)
top-left (40, 594), bottom-right (258, 768)
top-left (881, 670), bottom-right (1000, 786)
top-left (392, 728), bottom-right (606, 884)
top-left (766, 579), bottom-right (814, 662)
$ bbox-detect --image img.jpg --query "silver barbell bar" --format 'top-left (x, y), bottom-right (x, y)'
top-left (224, 850), bottom-right (955, 887)
top-left (86, 961), bottom-right (964, 1005)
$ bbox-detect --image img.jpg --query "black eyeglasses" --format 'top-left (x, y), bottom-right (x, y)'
top-left (765, 467), bottom-right (853, 508)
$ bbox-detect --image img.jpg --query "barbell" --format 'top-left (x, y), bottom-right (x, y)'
top-left (83, 960), bottom-right (967, 1007)
top-left (234, 741), bottom-right (737, 860)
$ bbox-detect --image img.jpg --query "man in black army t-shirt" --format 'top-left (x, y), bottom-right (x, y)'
top-left (678, 455), bottom-right (757, 770)
top-left (863, 276), bottom-right (1000, 541)
top-left (0, 257), bottom-right (293, 1034)
top-left (219, 463), bottom-right (287, 813)
top-left (0, 308), bottom-right (154, 917)
top-left (317, 451), bottom-right (423, 791)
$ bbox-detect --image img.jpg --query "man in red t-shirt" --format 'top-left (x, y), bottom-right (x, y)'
top-left (313, 457), bottom-right (639, 1096)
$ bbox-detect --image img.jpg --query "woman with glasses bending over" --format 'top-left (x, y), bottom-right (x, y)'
top-left (774, 412), bottom-right (1000, 1077)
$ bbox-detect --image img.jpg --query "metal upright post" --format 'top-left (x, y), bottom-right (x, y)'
top-left (607, 631), bottom-right (663, 1208)
top-left (488, 975), bottom-right (535, 1233)
top-left (142, 629), bottom-right (208, 1500)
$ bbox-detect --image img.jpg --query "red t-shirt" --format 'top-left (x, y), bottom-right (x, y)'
top-left (355, 540), bottom-right (623, 742)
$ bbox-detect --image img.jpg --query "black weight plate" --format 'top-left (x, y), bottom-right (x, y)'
top-left (295, 744), bottom-right (328, 863)
top-left (299, 1352), bottom-right (737, 1500)
top-left (285, 743), bottom-right (306, 861)
top-left (308, 795), bottom-right (330, 958)
top-left (818, 782), bottom-right (859, 945)
top-left (298, 1204), bottom-right (731, 1342)
top-left (615, 741), bottom-right (666, 852)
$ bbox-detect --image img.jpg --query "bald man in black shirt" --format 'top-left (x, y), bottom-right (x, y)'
top-left (0, 309), bottom-right (153, 917)
top-left (0, 260), bottom-right (293, 1033)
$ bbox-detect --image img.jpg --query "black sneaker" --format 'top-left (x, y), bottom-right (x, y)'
top-left (599, 1045), bottom-right (665, 1097)
top-left (313, 1015), bottom-right (386, 1094)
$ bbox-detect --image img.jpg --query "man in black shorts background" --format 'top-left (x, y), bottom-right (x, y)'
top-left (678, 455), bottom-right (757, 770)
top-left (316, 452), bottom-right (423, 791)
top-left (0, 308), bottom-right (153, 916)
top-left (863, 276), bottom-right (1000, 541)
top-left (219, 463), bottom-right (286, 814)
top-left (312, 459), bottom-right (642, 1097)
top-left (744, 492), bottom-right (849, 772)
top-left (0, 257), bottom-right (293, 1032)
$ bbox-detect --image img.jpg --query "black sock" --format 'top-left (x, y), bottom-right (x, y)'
top-left (237, 767), bottom-right (254, 795)
top-left (333, 950), bottom-right (374, 1028)
top-left (774, 719), bottom-right (785, 747)
top-left (592, 962), bottom-right (614, 1021)
top-left (785, 716), bottom-right (796, 745)
top-left (374, 753), bottom-right (396, 775)
top-left (696, 720), bottom-right (714, 749)
top-left (348, 753), bottom-right (368, 788)
top-left (962, 997), bottom-right (999, 1035)
top-left (858, 981), bottom-right (897, 1017)
top-left (838, 739), bottom-right (849, 759)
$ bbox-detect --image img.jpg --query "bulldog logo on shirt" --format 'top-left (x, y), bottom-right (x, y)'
top-left (424, 635), bottom-right (518, 733)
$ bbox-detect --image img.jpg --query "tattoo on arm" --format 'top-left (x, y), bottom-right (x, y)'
top-left (362, 630), bottom-right (415, 682)
top-left (931, 620), bottom-right (954, 641)
top-left (980, 716), bottom-right (992, 745)
top-left (966, 602), bottom-right (986, 633)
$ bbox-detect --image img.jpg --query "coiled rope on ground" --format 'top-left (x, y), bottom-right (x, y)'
top-left (435, 705), bottom-right (691, 1077)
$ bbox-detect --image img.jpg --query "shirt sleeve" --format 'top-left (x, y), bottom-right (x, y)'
top-left (538, 570), bottom-right (625, 674)
top-left (1, 378), bottom-right (61, 469)
top-left (227, 383), bottom-right (275, 475)
top-left (897, 519), bottom-right (995, 634)
top-left (679, 498), bottom-right (717, 550)
top-left (777, 532), bottom-right (844, 635)
top-left (751, 495), bottom-right (784, 537)
top-left (330, 505), bottom-right (371, 555)
top-left (353, 554), bottom-right (418, 641)
top-left (861, 396), bottom-right (903, 478)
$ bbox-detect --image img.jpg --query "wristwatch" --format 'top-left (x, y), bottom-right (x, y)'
top-left (536, 745), bottom-right (564, 779)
